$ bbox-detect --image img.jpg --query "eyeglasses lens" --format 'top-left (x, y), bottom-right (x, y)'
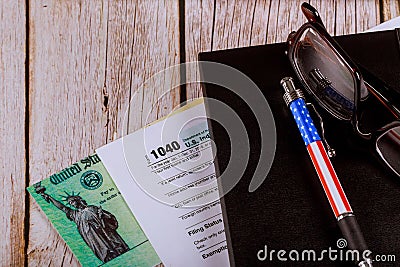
top-left (376, 126), bottom-right (400, 176)
top-left (293, 27), bottom-right (368, 120)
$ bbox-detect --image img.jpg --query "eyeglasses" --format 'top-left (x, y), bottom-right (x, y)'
top-left (286, 2), bottom-right (400, 178)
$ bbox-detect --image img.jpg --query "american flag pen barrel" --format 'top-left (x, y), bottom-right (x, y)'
top-left (280, 77), bottom-right (373, 267)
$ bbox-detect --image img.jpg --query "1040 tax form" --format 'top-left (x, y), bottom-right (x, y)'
top-left (97, 99), bottom-right (230, 267)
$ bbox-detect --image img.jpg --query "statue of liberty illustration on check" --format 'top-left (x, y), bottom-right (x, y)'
top-left (34, 183), bottom-right (129, 263)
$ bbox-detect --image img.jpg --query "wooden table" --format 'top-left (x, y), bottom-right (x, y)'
top-left (1, 0), bottom-right (399, 266)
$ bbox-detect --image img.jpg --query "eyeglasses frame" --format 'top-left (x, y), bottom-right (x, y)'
top-left (286, 2), bottom-right (400, 178)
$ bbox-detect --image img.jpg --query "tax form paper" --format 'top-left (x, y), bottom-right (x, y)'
top-left (97, 99), bottom-right (230, 267)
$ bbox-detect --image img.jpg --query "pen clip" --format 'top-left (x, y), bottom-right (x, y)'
top-left (306, 102), bottom-right (336, 158)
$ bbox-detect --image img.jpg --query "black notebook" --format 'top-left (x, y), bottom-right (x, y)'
top-left (199, 29), bottom-right (400, 266)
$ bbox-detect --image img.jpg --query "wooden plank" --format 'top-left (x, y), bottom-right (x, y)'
top-left (250, 0), bottom-right (273, 46)
top-left (185, 0), bottom-right (215, 100)
top-left (382, 0), bottom-right (400, 21)
top-left (266, 0), bottom-right (306, 44)
top-left (355, 0), bottom-right (380, 32)
top-left (311, 0), bottom-right (380, 34)
top-left (312, 0), bottom-right (384, 33)
top-left (105, 0), bottom-right (180, 136)
top-left (214, 0), bottom-right (258, 49)
top-left (28, 1), bottom-right (109, 266)
top-left (0, 0), bottom-right (26, 266)
top-left (334, 0), bottom-right (357, 35)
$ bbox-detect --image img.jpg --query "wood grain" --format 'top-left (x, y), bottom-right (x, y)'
top-left (0, 0), bottom-right (26, 266)
top-left (311, 0), bottom-right (380, 34)
top-left (185, 0), bottom-right (383, 99)
top-left (185, 0), bottom-right (215, 100)
top-left (382, 0), bottom-right (400, 21)
top-left (104, 0), bottom-right (180, 137)
top-left (267, 0), bottom-right (306, 43)
top-left (355, 0), bottom-right (380, 32)
top-left (28, 1), bottom-right (109, 266)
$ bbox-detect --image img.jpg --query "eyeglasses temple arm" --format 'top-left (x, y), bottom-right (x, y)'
top-left (358, 64), bottom-right (400, 120)
top-left (301, 2), bottom-right (325, 29)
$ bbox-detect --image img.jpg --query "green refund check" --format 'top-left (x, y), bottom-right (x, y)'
top-left (27, 154), bottom-right (161, 267)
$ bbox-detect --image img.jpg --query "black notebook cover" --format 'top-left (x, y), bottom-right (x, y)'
top-left (199, 29), bottom-right (400, 266)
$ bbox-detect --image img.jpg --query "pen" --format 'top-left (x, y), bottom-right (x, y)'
top-left (280, 77), bottom-right (373, 267)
